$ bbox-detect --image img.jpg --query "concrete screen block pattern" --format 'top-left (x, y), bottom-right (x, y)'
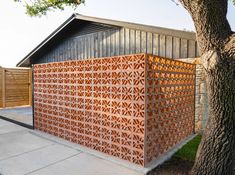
top-left (33, 54), bottom-right (195, 167)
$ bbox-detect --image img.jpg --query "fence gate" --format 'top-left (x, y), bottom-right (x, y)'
top-left (0, 67), bottom-right (32, 108)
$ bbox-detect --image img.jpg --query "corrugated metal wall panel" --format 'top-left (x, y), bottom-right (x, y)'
top-left (33, 22), bottom-right (199, 64)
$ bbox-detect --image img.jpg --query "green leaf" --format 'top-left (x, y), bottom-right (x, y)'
top-left (14, 0), bottom-right (85, 17)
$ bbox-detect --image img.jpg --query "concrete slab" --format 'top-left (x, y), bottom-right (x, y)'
top-left (0, 107), bottom-right (32, 126)
top-left (0, 132), bottom-right (53, 161)
top-left (0, 124), bottom-right (27, 135)
top-left (31, 130), bottom-right (147, 173)
top-left (0, 119), bottom-right (144, 175)
top-left (0, 144), bottom-right (80, 175)
top-left (0, 120), bottom-right (13, 128)
top-left (28, 153), bottom-right (142, 175)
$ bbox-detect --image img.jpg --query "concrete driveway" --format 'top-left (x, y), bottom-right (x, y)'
top-left (0, 107), bottom-right (32, 126)
top-left (0, 119), bottom-right (143, 175)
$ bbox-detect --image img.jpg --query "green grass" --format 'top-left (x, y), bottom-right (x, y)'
top-left (173, 135), bottom-right (202, 162)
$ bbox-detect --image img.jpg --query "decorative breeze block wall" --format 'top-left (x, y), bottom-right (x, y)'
top-left (33, 54), bottom-right (196, 167)
top-left (176, 57), bottom-right (208, 132)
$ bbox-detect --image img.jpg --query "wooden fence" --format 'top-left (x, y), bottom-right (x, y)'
top-left (0, 67), bottom-right (32, 108)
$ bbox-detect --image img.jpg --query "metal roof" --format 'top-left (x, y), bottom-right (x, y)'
top-left (17, 14), bottom-right (196, 67)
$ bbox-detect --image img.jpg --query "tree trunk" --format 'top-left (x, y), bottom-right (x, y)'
top-left (177, 0), bottom-right (235, 174)
top-left (190, 51), bottom-right (235, 175)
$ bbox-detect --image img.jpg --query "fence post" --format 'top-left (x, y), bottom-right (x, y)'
top-left (2, 68), bottom-right (5, 108)
top-left (29, 69), bottom-right (32, 106)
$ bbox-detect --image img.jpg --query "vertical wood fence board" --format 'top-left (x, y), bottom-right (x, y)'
top-left (180, 39), bottom-right (188, 58)
top-left (29, 69), bottom-right (32, 106)
top-left (147, 32), bottom-right (153, 54)
top-left (2, 68), bottom-right (5, 108)
top-left (166, 36), bottom-right (173, 58)
top-left (0, 67), bottom-right (32, 108)
top-left (141, 31), bottom-right (147, 53)
top-left (0, 69), bottom-right (2, 107)
top-left (173, 37), bottom-right (180, 58)
top-left (125, 28), bottom-right (130, 55)
top-left (115, 29), bottom-right (120, 55)
top-left (135, 30), bottom-right (141, 53)
top-left (159, 35), bottom-right (166, 57)
top-left (152, 34), bottom-right (159, 55)
top-left (130, 29), bottom-right (136, 54)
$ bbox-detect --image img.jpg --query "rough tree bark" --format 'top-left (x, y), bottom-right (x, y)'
top-left (178, 0), bottom-right (235, 174)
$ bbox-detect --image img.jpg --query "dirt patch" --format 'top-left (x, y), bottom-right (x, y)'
top-left (148, 158), bottom-right (194, 175)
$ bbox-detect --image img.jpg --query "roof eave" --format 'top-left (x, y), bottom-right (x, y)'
top-left (74, 14), bottom-right (196, 40)
top-left (17, 14), bottom-right (77, 67)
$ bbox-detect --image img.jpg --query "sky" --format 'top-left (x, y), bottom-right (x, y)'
top-left (0, 0), bottom-right (235, 67)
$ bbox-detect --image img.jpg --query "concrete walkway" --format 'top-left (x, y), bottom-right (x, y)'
top-left (0, 107), bottom-right (32, 126)
top-left (0, 119), bottom-right (143, 175)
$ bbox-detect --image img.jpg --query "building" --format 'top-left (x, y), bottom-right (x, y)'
top-left (17, 14), bottom-right (199, 67)
top-left (16, 14), bottom-right (201, 170)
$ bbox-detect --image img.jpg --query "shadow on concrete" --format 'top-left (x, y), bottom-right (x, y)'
top-left (0, 106), bottom-right (33, 129)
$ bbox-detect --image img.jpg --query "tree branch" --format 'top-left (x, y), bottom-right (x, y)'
top-left (178, 0), bottom-right (232, 54)
top-left (177, 0), bottom-right (191, 10)
top-left (15, 0), bottom-right (85, 16)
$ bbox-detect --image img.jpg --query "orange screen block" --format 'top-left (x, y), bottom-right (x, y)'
top-left (33, 54), bottom-right (196, 167)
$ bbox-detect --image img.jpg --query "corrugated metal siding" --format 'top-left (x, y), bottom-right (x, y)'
top-left (34, 22), bottom-right (199, 64)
